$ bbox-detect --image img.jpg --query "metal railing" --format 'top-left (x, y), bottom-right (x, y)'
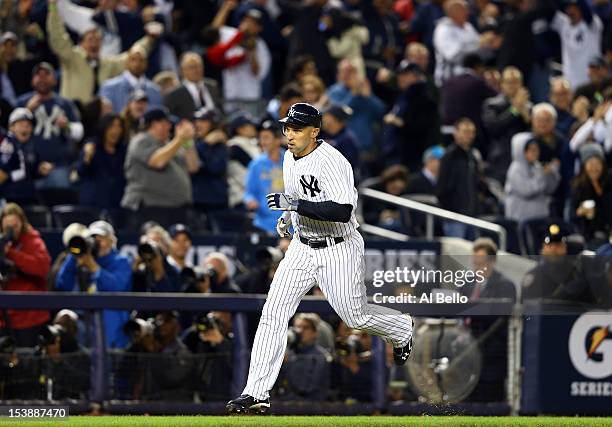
top-left (360, 188), bottom-right (507, 251)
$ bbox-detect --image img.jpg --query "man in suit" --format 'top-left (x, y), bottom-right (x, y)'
top-left (99, 45), bottom-right (162, 113)
top-left (47, 0), bottom-right (155, 104)
top-left (462, 237), bottom-right (516, 302)
top-left (440, 53), bottom-right (497, 154)
top-left (406, 145), bottom-right (445, 195)
top-left (163, 52), bottom-right (222, 120)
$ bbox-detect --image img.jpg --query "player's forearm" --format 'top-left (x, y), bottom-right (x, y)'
top-left (297, 200), bottom-right (352, 223)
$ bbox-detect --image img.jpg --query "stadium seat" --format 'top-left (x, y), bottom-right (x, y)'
top-left (38, 188), bottom-right (79, 207)
top-left (477, 216), bottom-right (524, 255)
top-left (52, 205), bottom-right (102, 229)
top-left (23, 205), bottom-right (53, 230)
top-left (207, 209), bottom-right (253, 234)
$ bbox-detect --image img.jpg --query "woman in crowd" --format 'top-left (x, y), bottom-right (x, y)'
top-left (571, 144), bottom-right (612, 248)
top-left (75, 114), bottom-right (127, 211)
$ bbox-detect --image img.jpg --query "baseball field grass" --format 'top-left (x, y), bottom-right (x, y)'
top-left (1, 416), bottom-right (612, 427)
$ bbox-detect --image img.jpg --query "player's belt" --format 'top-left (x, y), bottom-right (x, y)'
top-left (299, 236), bottom-right (344, 249)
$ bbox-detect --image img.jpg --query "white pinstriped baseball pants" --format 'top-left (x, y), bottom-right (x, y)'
top-left (242, 231), bottom-right (413, 400)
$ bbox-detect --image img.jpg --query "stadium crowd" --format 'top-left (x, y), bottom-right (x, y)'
top-left (0, 0), bottom-right (611, 406)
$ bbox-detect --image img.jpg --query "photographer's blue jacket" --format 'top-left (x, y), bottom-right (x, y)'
top-left (56, 250), bottom-right (133, 349)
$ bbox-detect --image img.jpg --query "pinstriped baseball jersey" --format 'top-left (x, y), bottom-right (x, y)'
top-left (284, 140), bottom-right (358, 238)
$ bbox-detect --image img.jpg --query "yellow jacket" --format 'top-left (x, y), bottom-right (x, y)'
top-left (46, 5), bottom-right (153, 104)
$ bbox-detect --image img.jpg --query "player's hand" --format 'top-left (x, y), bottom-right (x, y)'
top-left (276, 216), bottom-right (291, 238)
top-left (267, 193), bottom-right (298, 211)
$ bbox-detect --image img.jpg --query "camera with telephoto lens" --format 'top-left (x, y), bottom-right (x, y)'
top-left (67, 235), bottom-right (98, 258)
top-left (0, 336), bottom-right (15, 354)
top-left (335, 334), bottom-right (363, 357)
top-left (182, 265), bottom-right (218, 292)
top-left (195, 312), bottom-right (219, 336)
top-left (0, 227), bottom-right (17, 283)
top-left (138, 239), bottom-right (163, 263)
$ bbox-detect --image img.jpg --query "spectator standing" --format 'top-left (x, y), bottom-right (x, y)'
top-left (327, 60), bottom-right (386, 156)
top-left (571, 144), bottom-right (612, 247)
top-left (163, 52), bottom-right (222, 120)
top-left (121, 107), bottom-right (198, 228)
top-left (514, 103), bottom-right (572, 215)
top-left (17, 62), bottom-right (83, 189)
top-left (440, 53), bottom-right (497, 152)
top-left (0, 203), bottom-right (51, 347)
top-left (382, 60), bottom-right (439, 171)
top-left (120, 89), bottom-right (149, 144)
top-left (192, 107), bottom-right (229, 214)
top-left (482, 66), bottom-right (531, 183)
top-left (46, 0), bottom-right (155, 104)
top-left (282, 0), bottom-right (335, 84)
top-left (220, 10), bottom-right (271, 109)
top-left (55, 221), bottom-right (132, 349)
top-left (99, 46), bottom-right (163, 113)
top-left (75, 113), bottom-right (126, 210)
top-left (362, 0), bottom-right (403, 74)
top-left (0, 108), bottom-right (37, 205)
top-left (432, 0), bottom-right (481, 86)
top-left (569, 98), bottom-right (612, 156)
top-left (324, 8), bottom-right (369, 78)
top-left (573, 56), bottom-right (612, 106)
top-left (244, 120), bottom-right (284, 234)
top-left (549, 77), bottom-right (577, 139)
top-left (550, 0), bottom-right (603, 89)
top-left (504, 138), bottom-right (560, 222)
top-left (227, 113), bottom-right (261, 208)
top-left (0, 32), bottom-right (19, 107)
top-left (436, 118), bottom-right (481, 238)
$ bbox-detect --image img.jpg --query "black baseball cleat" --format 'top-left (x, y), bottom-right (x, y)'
top-left (393, 315), bottom-right (414, 366)
top-left (226, 394), bottom-right (270, 415)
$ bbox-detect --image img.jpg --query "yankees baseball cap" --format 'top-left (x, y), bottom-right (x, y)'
top-left (8, 108), bottom-right (33, 125)
top-left (279, 102), bottom-right (322, 128)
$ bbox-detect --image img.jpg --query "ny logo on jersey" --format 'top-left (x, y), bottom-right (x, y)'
top-left (299, 174), bottom-right (321, 197)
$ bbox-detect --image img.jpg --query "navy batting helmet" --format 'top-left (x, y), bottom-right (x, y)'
top-left (279, 102), bottom-right (322, 128)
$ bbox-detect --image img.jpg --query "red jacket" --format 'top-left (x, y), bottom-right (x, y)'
top-left (0, 227), bottom-right (51, 329)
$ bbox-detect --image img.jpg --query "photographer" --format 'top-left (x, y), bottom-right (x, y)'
top-left (35, 324), bottom-right (90, 400)
top-left (335, 328), bottom-right (374, 402)
top-left (277, 313), bottom-right (331, 400)
top-left (167, 223), bottom-right (193, 276)
top-left (149, 311), bottom-right (194, 401)
top-left (0, 203), bottom-right (51, 347)
top-left (56, 221), bottom-right (132, 349)
top-left (182, 311), bottom-right (233, 401)
top-left (132, 225), bottom-right (182, 293)
top-left (201, 252), bottom-right (242, 294)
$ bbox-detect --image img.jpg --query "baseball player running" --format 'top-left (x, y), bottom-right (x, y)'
top-left (226, 103), bottom-right (413, 414)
